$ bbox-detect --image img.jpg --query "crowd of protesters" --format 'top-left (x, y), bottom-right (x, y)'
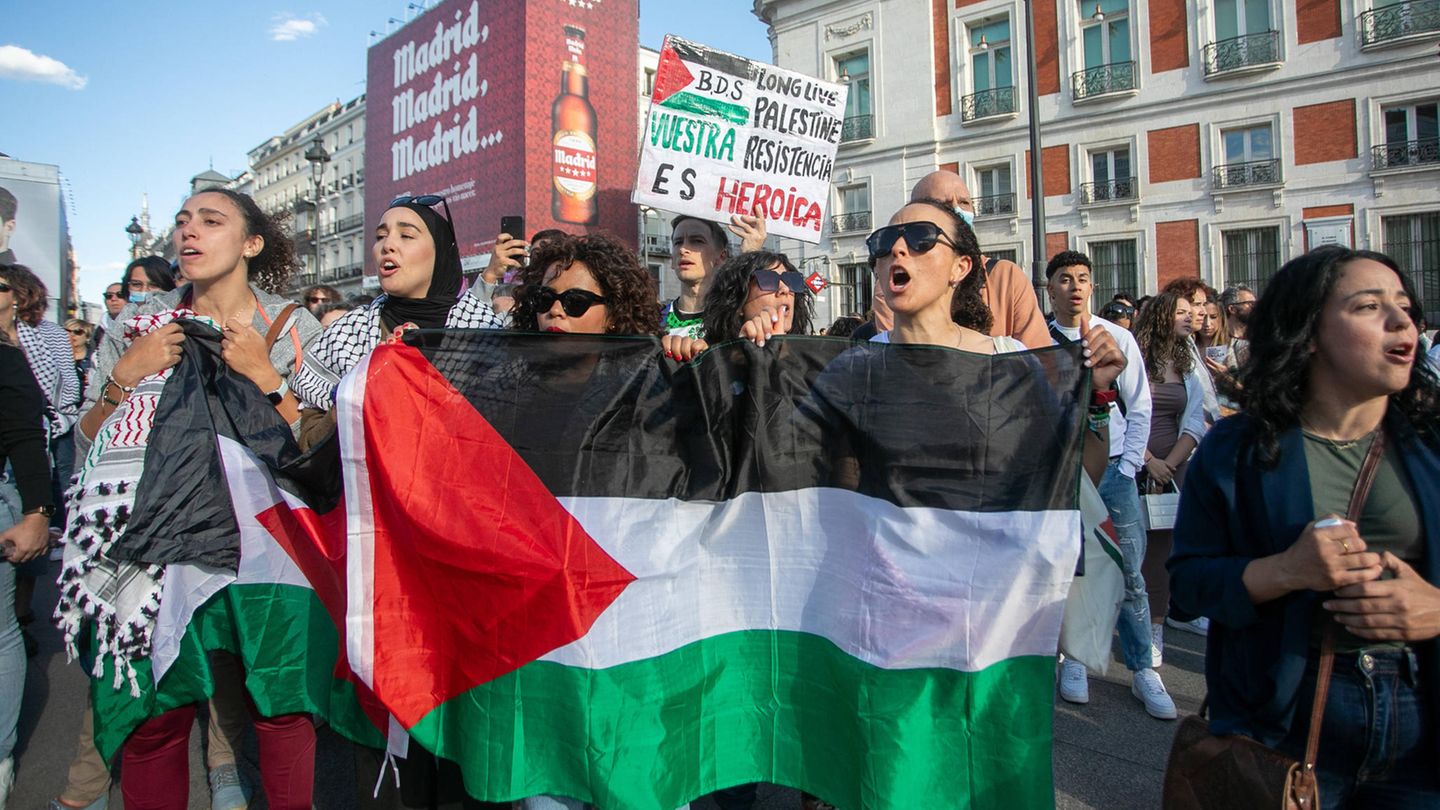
top-left (0, 167), bottom-right (1436, 810)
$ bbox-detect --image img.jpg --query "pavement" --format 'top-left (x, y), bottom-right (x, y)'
top-left (11, 562), bottom-right (1207, 809)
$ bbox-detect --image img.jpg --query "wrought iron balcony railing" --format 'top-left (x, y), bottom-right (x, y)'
top-left (1371, 138), bottom-right (1440, 170)
top-left (1071, 61), bottom-right (1136, 101)
top-left (830, 211), bottom-right (872, 233)
top-left (327, 263), bottom-right (364, 282)
top-left (960, 87), bottom-right (1017, 122)
top-left (330, 214), bottom-right (365, 235)
top-left (840, 114), bottom-right (873, 142)
top-left (1212, 159), bottom-right (1282, 189)
top-left (1360, 0), bottom-right (1440, 46)
top-left (1203, 30), bottom-right (1280, 75)
top-left (974, 193), bottom-right (1017, 218)
top-left (1079, 177), bottom-right (1138, 205)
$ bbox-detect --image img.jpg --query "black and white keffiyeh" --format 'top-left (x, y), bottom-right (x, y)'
top-left (16, 318), bottom-right (82, 437)
top-left (291, 293), bottom-right (506, 409)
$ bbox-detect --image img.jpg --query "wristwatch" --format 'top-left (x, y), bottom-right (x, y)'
top-left (265, 378), bottom-right (290, 406)
top-left (23, 505), bottom-right (56, 518)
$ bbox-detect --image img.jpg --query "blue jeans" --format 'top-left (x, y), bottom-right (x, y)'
top-left (1097, 461), bottom-right (1154, 672)
top-left (1278, 648), bottom-right (1440, 809)
top-left (0, 480), bottom-right (25, 764)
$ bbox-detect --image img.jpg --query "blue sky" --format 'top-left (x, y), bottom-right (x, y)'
top-left (0, 1), bottom-right (771, 304)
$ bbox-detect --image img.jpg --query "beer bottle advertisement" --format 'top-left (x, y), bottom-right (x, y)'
top-left (552, 24), bottom-right (598, 224)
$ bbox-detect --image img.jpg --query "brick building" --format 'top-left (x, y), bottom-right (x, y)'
top-left (753, 0), bottom-right (1440, 323)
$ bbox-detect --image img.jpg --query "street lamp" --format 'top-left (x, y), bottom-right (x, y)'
top-left (125, 216), bottom-right (144, 259)
top-left (304, 135), bottom-right (331, 283)
top-left (1022, 0), bottom-right (1048, 291)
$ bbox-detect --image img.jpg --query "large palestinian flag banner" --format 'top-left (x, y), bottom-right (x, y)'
top-left (92, 332), bottom-right (1089, 808)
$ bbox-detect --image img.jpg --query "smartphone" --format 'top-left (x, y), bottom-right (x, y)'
top-left (500, 215), bottom-right (525, 241)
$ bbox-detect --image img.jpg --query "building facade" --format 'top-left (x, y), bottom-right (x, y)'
top-left (754, 0), bottom-right (1440, 324)
top-left (248, 95), bottom-right (368, 299)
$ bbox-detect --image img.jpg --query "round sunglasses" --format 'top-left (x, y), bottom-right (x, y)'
top-left (865, 222), bottom-right (960, 262)
top-left (533, 286), bottom-right (607, 318)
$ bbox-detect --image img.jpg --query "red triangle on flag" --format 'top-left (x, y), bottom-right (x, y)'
top-left (651, 41), bottom-right (694, 104)
top-left (358, 343), bottom-right (636, 728)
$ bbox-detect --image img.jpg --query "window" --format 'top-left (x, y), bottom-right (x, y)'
top-left (1374, 101), bottom-right (1440, 169)
top-left (1214, 124), bottom-right (1280, 187)
top-left (973, 165), bottom-right (1016, 217)
top-left (1222, 226), bottom-right (1282, 292)
top-left (836, 53), bottom-right (873, 142)
top-left (1088, 239), bottom-right (1138, 305)
top-left (1205, 0), bottom-right (1278, 74)
top-left (837, 262), bottom-right (873, 318)
top-left (1383, 212), bottom-right (1440, 322)
top-left (644, 67), bottom-right (656, 96)
top-left (1074, 0), bottom-right (1135, 99)
top-left (1081, 147), bottom-right (1137, 204)
top-left (832, 184), bottom-right (872, 233)
top-left (987, 248), bottom-right (1019, 264)
top-left (961, 18), bottom-right (1015, 123)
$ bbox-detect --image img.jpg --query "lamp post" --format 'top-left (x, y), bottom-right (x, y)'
top-left (125, 216), bottom-right (144, 259)
top-left (1023, 0), bottom-right (1048, 292)
top-left (304, 135), bottom-right (331, 285)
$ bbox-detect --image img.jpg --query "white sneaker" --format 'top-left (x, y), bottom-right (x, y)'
top-left (0, 756), bottom-right (13, 808)
top-left (1166, 616), bottom-right (1210, 636)
top-left (1059, 658), bottom-right (1089, 704)
top-left (1131, 668), bottom-right (1177, 719)
top-left (1150, 622), bottom-right (1164, 667)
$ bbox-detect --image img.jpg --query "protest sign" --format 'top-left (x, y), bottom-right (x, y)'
top-left (632, 36), bottom-right (847, 244)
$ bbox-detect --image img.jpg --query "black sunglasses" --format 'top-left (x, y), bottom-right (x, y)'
top-left (752, 267), bottom-right (808, 295)
top-left (103, 291), bottom-right (125, 300)
top-left (0, 282), bottom-right (11, 294)
top-left (533, 286), bottom-right (607, 318)
top-left (865, 222), bottom-right (960, 262)
top-left (390, 194), bottom-right (453, 223)
top-left (67, 327), bottom-right (87, 336)
top-left (306, 296), bottom-right (330, 304)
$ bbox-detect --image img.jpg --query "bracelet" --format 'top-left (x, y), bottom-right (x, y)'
top-left (102, 393), bottom-right (122, 408)
top-left (106, 374), bottom-right (137, 395)
top-left (1086, 411), bottom-right (1110, 435)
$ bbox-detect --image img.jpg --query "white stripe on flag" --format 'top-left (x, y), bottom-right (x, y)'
top-left (543, 490), bottom-right (1080, 673)
top-left (337, 353), bottom-right (378, 690)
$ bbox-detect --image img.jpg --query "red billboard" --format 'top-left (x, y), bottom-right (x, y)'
top-left (364, 0), bottom-right (638, 282)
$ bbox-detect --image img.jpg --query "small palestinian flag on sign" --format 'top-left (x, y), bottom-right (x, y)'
top-left (651, 35), bottom-right (752, 126)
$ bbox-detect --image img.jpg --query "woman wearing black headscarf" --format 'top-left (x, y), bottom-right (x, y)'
top-left (292, 195), bottom-right (506, 409)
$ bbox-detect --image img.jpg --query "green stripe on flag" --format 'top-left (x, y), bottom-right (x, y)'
top-left (659, 90), bottom-right (750, 126)
top-left (89, 583), bottom-right (385, 760)
top-left (412, 630), bottom-right (1057, 809)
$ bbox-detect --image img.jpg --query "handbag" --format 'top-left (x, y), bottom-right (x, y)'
top-left (1141, 479), bottom-right (1180, 532)
top-left (1161, 428), bottom-right (1386, 809)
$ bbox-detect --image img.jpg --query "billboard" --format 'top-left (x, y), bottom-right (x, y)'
top-left (632, 37), bottom-right (847, 244)
top-left (0, 160), bottom-right (67, 322)
top-left (364, 0), bottom-right (639, 282)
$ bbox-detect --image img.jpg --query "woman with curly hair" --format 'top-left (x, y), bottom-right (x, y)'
top-left (509, 232), bottom-right (659, 336)
top-left (1170, 246), bottom-right (1440, 806)
top-left (63, 187), bottom-right (323, 810)
top-left (659, 250), bottom-right (811, 362)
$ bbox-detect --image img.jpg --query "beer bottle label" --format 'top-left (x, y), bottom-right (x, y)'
top-left (552, 130), bottom-right (597, 201)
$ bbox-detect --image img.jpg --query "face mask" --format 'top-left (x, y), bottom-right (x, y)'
top-left (956, 207), bottom-right (975, 227)
top-left (129, 292), bottom-right (150, 304)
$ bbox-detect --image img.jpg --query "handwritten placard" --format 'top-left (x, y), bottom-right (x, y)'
top-left (632, 35), bottom-right (848, 244)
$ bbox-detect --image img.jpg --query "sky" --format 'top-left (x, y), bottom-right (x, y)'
top-left (0, 1), bottom-right (772, 306)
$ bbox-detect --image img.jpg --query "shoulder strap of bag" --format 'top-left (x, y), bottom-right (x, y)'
top-left (260, 302), bottom-right (304, 363)
top-left (1303, 426), bottom-right (1386, 773)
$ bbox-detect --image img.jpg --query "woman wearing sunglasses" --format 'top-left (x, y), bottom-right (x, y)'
top-left (291, 194), bottom-right (506, 411)
top-left (509, 232), bottom-right (659, 337)
top-left (61, 187), bottom-right (324, 810)
top-left (660, 251), bottom-right (814, 362)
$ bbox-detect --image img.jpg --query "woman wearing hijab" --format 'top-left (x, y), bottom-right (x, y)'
top-left (292, 195), bottom-right (506, 411)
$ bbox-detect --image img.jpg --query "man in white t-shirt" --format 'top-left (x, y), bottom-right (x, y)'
top-left (1045, 250), bottom-right (1176, 721)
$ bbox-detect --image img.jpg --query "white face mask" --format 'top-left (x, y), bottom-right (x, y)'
top-left (129, 292), bottom-right (150, 304)
top-left (956, 207), bottom-right (975, 227)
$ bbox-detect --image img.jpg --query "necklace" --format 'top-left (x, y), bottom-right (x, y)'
top-left (1300, 420), bottom-right (1377, 451)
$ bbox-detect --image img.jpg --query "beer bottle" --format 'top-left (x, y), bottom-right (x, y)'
top-left (552, 25), bottom-right (598, 225)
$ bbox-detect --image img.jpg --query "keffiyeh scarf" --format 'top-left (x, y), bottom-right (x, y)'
top-left (55, 307), bottom-right (208, 696)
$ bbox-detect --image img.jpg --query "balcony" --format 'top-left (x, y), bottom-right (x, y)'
top-left (327, 263), bottom-right (364, 282)
top-left (1360, 0), bottom-right (1440, 48)
top-left (1202, 31), bottom-right (1281, 76)
top-left (1071, 61), bottom-right (1136, 102)
top-left (1079, 177), bottom-right (1138, 205)
top-left (840, 114), bottom-right (874, 143)
top-left (960, 87), bottom-right (1016, 123)
top-left (974, 193), bottom-right (1017, 218)
top-left (1372, 138), bottom-right (1440, 170)
top-left (1212, 159), bottom-right (1282, 189)
top-left (830, 211), bottom-right (872, 234)
top-left (293, 227), bottom-right (316, 247)
top-left (329, 214), bottom-right (365, 235)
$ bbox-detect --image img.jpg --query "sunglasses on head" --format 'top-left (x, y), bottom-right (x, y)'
top-left (533, 286), bottom-right (607, 318)
top-left (390, 194), bottom-right (453, 223)
top-left (752, 266), bottom-right (808, 295)
top-left (865, 222), bottom-right (960, 262)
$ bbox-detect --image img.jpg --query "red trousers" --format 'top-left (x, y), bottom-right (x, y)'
top-left (120, 703), bottom-right (315, 810)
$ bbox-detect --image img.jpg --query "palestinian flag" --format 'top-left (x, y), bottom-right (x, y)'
top-left (316, 332), bottom-right (1089, 809)
top-left (651, 37), bottom-right (751, 125)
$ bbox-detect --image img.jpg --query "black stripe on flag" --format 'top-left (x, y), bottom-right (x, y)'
top-left (412, 331), bottom-right (1087, 513)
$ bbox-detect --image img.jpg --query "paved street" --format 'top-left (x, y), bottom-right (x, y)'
top-left (12, 563), bottom-right (1204, 809)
